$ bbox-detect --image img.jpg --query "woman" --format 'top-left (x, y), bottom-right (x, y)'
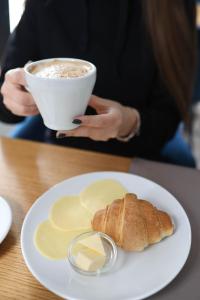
top-left (0, 0), bottom-right (196, 162)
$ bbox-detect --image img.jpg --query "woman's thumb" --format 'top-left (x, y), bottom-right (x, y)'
top-left (88, 95), bottom-right (108, 110)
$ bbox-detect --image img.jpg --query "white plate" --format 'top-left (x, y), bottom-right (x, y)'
top-left (0, 196), bottom-right (12, 243)
top-left (21, 172), bottom-right (191, 300)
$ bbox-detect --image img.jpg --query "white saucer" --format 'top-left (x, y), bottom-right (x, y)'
top-left (0, 196), bottom-right (12, 243)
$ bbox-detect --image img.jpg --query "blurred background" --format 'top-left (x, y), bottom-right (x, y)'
top-left (0, 0), bottom-right (200, 168)
top-left (0, 0), bottom-right (25, 135)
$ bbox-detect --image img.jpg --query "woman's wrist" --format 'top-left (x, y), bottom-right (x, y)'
top-left (117, 107), bottom-right (141, 142)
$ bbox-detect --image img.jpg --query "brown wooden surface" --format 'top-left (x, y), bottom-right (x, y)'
top-left (0, 137), bottom-right (131, 300)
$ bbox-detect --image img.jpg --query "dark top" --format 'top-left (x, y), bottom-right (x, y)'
top-left (0, 0), bottom-right (190, 159)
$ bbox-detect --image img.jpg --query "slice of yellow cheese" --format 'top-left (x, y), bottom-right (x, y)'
top-left (78, 234), bottom-right (106, 256)
top-left (34, 220), bottom-right (86, 260)
top-left (75, 248), bottom-right (106, 272)
top-left (80, 179), bottom-right (127, 214)
top-left (49, 195), bottom-right (92, 231)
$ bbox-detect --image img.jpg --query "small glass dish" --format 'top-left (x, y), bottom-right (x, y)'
top-left (68, 231), bottom-right (117, 276)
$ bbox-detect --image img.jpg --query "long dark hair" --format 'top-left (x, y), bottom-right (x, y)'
top-left (144, 0), bottom-right (196, 123)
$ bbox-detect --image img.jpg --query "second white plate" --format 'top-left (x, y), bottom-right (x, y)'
top-left (0, 196), bottom-right (12, 244)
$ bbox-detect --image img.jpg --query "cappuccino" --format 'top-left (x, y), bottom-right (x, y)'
top-left (30, 59), bottom-right (92, 79)
top-left (25, 58), bottom-right (96, 130)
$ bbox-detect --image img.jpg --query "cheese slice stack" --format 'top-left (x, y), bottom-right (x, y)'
top-left (34, 179), bottom-right (127, 260)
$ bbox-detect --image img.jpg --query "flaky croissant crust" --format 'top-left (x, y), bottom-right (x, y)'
top-left (92, 193), bottom-right (174, 251)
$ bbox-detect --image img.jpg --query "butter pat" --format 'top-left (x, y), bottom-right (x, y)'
top-left (78, 234), bottom-right (106, 256)
top-left (75, 248), bottom-right (106, 271)
top-left (68, 232), bottom-right (117, 275)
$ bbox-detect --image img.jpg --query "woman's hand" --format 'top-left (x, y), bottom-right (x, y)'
top-left (1, 68), bottom-right (39, 116)
top-left (57, 95), bottom-right (139, 141)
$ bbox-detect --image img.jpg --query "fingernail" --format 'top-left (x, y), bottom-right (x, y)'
top-left (56, 133), bottom-right (66, 139)
top-left (72, 119), bottom-right (82, 125)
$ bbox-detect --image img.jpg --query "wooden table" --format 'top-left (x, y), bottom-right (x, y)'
top-left (1, 137), bottom-right (200, 300)
top-left (0, 137), bottom-right (131, 300)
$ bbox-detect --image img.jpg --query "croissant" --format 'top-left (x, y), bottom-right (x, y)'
top-left (92, 193), bottom-right (174, 251)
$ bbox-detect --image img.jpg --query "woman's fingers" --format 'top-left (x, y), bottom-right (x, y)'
top-left (56, 96), bottom-right (124, 140)
top-left (57, 126), bottom-right (116, 141)
top-left (1, 67), bottom-right (39, 116)
top-left (58, 94), bottom-right (138, 142)
top-left (88, 95), bottom-right (110, 112)
top-left (2, 81), bottom-right (36, 106)
top-left (5, 68), bottom-right (27, 86)
top-left (3, 97), bottom-right (39, 116)
top-left (73, 114), bottom-right (111, 128)
top-left (74, 109), bottom-right (121, 129)
top-left (74, 96), bottom-right (122, 129)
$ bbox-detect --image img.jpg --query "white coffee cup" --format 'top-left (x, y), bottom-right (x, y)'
top-left (24, 58), bottom-right (96, 130)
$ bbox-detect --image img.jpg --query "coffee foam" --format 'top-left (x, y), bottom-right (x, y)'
top-left (30, 60), bottom-right (92, 79)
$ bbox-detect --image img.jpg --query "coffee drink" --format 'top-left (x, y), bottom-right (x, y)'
top-left (25, 58), bottom-right (96, 130)
top-left (30, 59), bottom-right (92, 79)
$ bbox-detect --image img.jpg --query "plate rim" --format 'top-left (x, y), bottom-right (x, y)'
top-left (0, 196), bottom-right (12, 244)
top-left (21, 171), bottom-right (192, 300)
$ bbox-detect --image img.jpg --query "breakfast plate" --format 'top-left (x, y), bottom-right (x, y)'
top-left (0, 196), bottom-right (12, 244)
top-left (21, 172), bottom-right (191, 300)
